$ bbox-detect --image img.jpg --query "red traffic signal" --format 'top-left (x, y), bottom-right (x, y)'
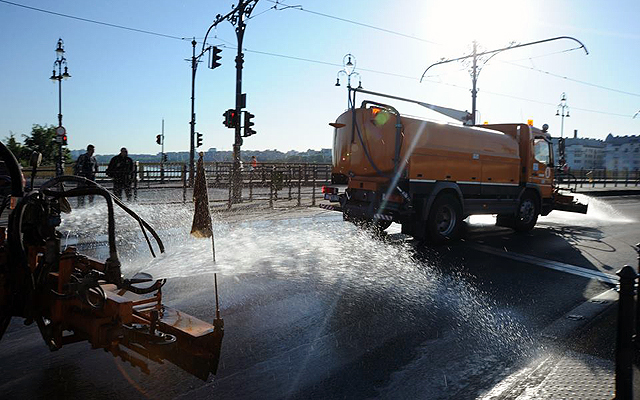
top-left (61, 134), bottom-right (68, 146)
top-left (223, 109), bottom-right (237, 128)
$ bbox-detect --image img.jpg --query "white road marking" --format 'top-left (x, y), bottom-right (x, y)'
top-left (469, 243), bottom-right (619, 284)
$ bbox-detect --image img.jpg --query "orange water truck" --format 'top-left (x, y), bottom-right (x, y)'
top-left (321, 88), bottom-right (588, 243)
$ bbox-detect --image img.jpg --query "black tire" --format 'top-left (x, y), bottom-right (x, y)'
top-left (513, 191), bottom-right (539, 232)
top-left (426, 194), bottom-right (462, 243)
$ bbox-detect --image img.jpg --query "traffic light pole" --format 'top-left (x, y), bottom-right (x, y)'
top-left (202, 0), bottom-right (258, 203)
top-left (232, 2), bottom-right (247, 203)
top-left (161, 119), bottom-right (165, 184)
top-left (189, 40), bottom-right (197, 187)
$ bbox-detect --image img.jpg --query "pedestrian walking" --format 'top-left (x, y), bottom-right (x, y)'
top-left (250, 155), bottom-right (258, 171)
top-left (106, 147), bottom-right (135, 201)
top-left (74, 144), bottom-right (98, 207)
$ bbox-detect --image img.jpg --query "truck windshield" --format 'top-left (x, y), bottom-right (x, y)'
top-left (534, 138), bottom-right (550, 164)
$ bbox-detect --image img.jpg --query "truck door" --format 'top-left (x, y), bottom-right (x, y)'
top-left (530, 137), bottom-right (554, 198)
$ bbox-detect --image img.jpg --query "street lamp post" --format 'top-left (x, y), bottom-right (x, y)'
top-left (556, 92), bottom-right (570, 168)
top-left (556, 92), bottom-right (570, 139)
top-left (335, 54), bottom-right (362, 107)
top-left (50, 38), bottom-right (71, 176)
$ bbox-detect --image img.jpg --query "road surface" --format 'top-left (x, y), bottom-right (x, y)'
top-left (0, 194), bottom-right (637, 399)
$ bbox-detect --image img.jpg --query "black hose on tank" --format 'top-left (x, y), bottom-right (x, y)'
top-left (349, 101), bottom-right (404, 179)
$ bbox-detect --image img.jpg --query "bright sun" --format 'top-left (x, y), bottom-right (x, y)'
top-left (421, 0), bottom-right (536, 52)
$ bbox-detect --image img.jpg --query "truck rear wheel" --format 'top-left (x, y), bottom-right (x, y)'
top-left (513, 192), bottom-right (539, 232)
top-left (426, 194), bottom-right (462, 243)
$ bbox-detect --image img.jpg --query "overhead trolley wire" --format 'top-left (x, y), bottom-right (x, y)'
top-left (500, 60), bottom-right (640, 98)
top-left (0, 0), bottom-right (194, 41)
top-left (2, 0), bottom-right (635, 118)
top-left (264, 0), bottom-right (442, 45)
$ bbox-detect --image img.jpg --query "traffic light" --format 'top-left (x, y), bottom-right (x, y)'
top-left (243, 111), bottom-right (255, 137)
top-left (61, 134), bottom-right (67, 146)
top-left (196, 132), bottom-right (203, 147)
top-left (223, 109), bottom-right (237, 128)
top-left (156, 134), bottom-right (162, 145)
top-left (209, 46), bottom-right (222, 69)
top-left (162, 153), bottom-right (167, 162)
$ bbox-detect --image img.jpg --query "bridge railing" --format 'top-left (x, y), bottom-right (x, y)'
top-left (558, 167), bottom-right (640, 189)
top-left (22, 162), bottom-right (333, 207)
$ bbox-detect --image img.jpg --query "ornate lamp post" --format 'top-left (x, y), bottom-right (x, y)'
top-left (556, 92), bottom-right (570, 138)
top-left (555, 92), bottom-right (571, 168)
top-left (335, 54), bottom-right (362, 106)
top-left (50, 38), bottom-right (71, 176)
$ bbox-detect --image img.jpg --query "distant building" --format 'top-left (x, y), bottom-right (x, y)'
top-left (551, 130), bottom-right (640, 171)
top-left (552, 131), bottom-right (605, 170)
top-left (603, 133), bottom-right (640, 171)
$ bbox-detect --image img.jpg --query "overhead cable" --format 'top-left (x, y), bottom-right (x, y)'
top-left (0, 0), bottom-right (190, 41)
top-left (264, 0), bottom-right (442, 45)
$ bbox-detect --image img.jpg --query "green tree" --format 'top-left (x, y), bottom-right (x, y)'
top-left (4, 133), bottom-right (28, 165)
top-left (22, 124), bottom-right (71, 165)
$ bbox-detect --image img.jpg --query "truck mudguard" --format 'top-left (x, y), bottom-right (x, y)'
top-left (421, 181), bottom-right (464, 220)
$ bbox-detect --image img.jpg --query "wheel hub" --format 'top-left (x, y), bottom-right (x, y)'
top-left (436, 205), bottom-right (456, 235)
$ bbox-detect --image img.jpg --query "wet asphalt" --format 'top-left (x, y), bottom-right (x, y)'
top-left (0, 195), bottom-right (637, 399)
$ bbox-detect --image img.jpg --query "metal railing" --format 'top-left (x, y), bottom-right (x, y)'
top-left (559, 167), bottom-right (640, 189)
top-left (614, 244), bottom-right (640, 399)
top-left (22, 162), bottom-right (333, 209)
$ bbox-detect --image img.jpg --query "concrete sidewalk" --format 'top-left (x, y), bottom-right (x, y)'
top-left (480, 290), bottom-right (622, 399)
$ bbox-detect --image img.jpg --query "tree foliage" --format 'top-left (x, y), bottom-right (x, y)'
top-left (4, 133), bottom-right (28, 165)
top-left (3, 124), bottom-right (70, 166)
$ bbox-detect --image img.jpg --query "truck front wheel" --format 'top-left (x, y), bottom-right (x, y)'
top-left (514, 192), bottom-right (539, 232)
top-left (426, 194), bottom-right (462, 243)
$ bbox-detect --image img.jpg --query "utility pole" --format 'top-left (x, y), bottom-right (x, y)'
top-left (202, 0), bottom-right (259, 203)
top-left (421, 36), bottom-right (588, 125)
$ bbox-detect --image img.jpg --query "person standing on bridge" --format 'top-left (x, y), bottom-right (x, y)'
top-left (106, 147), bottom-right (134, 201)
top-left (74, 144), bottom-right (98, 207)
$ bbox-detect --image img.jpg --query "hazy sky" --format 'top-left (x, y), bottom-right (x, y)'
top-left (1, 0), bottom-right (639, 155)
